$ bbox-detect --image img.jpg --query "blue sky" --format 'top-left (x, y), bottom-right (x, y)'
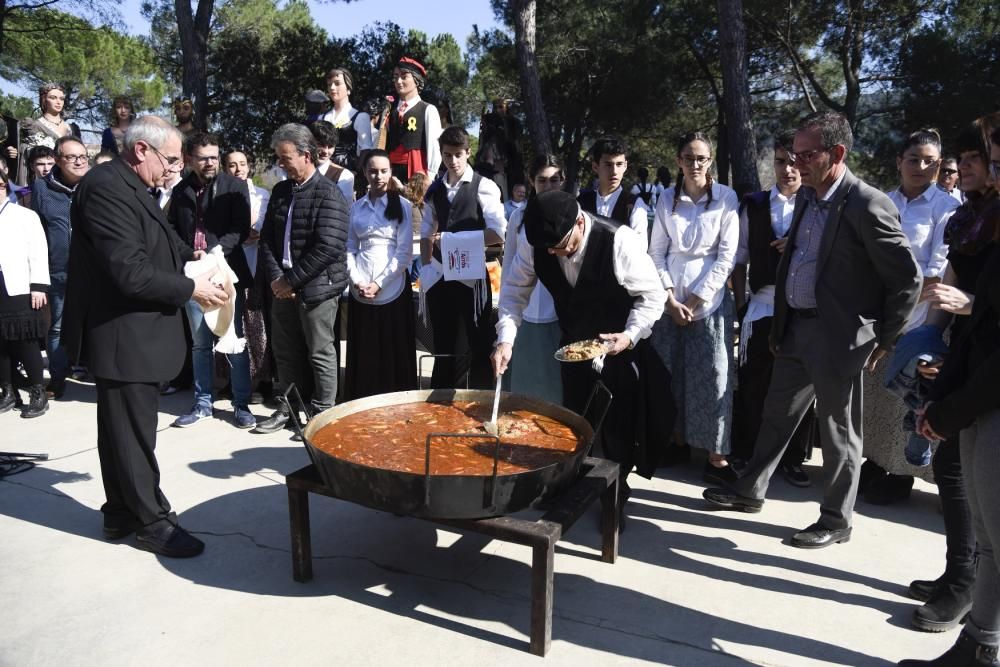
top-left (124, 0), bottom-right (502, 50)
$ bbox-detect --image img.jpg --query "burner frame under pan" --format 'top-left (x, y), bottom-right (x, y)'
top-left (285, 457), bottom-right (620, 656)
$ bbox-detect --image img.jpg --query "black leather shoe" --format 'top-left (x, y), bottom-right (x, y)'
top-left (703, 462), bottom-right (740, 486)
top-left (781, 462), bottom-right (811, 488)
top-left (20, 384), bottom-right (49, 418)
top-left (703, 487), bottom-right (764, 513)
top-left (898, 629), bottom-right (999, 666)
top-left (136, 522), bottom-right (205, 558)
top-left (253, 409), bottom-right (290, 434)
top-left (791, 522), bottom-right (852, 549)
top-left (0, 383), bottom-right (16, 413)
top-left (103, 517), bottom-right (141, 540)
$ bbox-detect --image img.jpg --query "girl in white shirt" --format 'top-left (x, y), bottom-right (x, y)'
top-left (500, 154), bottom-right (565, 404)
top-left (649, 132), bottom-right (739, 469)
top-left (344, 149), bottom-right (417, 399)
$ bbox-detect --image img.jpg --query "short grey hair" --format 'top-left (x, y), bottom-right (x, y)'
top-left (124, 116), bottom-right (183, 153)
top-left (798, 111), bottom-right (853, 153)
top-left (271, 123), bottom-right (316, 161)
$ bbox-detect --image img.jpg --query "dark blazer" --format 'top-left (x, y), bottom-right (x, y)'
top-left (771, 168), bottom-right (921, 371)
top-left (168, 171), bottom-right (252, 285)
top-left (62, 158), bottom-right (195, 383)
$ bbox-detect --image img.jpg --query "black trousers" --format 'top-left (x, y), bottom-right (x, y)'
top-left (96, 378), bottom-right (175, 527)
top-left (427, 280), bottom-right (495, 390)
top-left (732, 316), bottom-right (812, 465)
top-left (562, 350), bottom-right (639, 476)
top-left (933, 437), bottom-right (977, 571)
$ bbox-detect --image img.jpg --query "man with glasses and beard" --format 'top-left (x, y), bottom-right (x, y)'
top-left (168, 131), bottom-right (255, 430)
top-left (63, 116), bottom-right (229, 558)
top-left (702, 111), bottom-right (921, 549)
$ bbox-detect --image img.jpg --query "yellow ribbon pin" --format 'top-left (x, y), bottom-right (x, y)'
top-left (406, 117), bottom-right (418, 132)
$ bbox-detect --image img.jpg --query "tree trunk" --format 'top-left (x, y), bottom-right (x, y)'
top-left (716, 107), bottom-right (730, 186)
top-left (512, 0), bottom-right (552, 155)
top-left (174, 0), bottom-right (213, 129)
top-left (716, 0), bottom-right (760, 191)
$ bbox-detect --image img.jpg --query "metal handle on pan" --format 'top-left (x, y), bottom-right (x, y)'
top-left (281, 383), bottom-right (313, 442)
top-left (417, 353), bottom-right (471, 390)
top-left (424, 432), bottom-right (502, 510)
top-left (581, 381), bottom-right (613, 447)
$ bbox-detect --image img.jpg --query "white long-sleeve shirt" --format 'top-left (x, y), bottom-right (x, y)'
top-left (346, 194), bottom-right (414, 305)
top-left (322, 104), bottom-right (374, 155)
top-left (594, 186), bottom-right (649, 252)
top-left (0, 201), bottom-right (49, 295)
top-left (735, 186), bottom-right (798, 265)
top-left (887, 184), bottom-right (957, 279)
top-left (424, 167), bottom-right (507, 239)
top-left (501, 207), bottom-right (557, 324)
top-left (496, 212), bottom-right (665, 346)
top-left (650, 182), bottom-right (739, 320)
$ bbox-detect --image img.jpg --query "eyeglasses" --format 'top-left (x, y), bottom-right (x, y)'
top-left (149, 144), bottom-right (183, 171)
top-left (680, 155), bottom-right (712, 167)
top-left (60, 154), bottom-right (89, 164)
top-left (903, 157), bottom-right (940, 169)
top-left (789, 147), bottom-right (831, 164)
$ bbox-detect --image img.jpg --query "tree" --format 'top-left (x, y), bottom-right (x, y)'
top-left (0, 0), bottom-right (118, 58)
top-left (511, 0), bottom-right (550, 155)
top-left (716, 0), bottom-right (759, 190)
top-left (174, 0), bottom-right (214, 129)
top-left (0, 8), bottom-right (167, 131)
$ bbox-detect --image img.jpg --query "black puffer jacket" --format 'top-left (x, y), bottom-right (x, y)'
top-left (259, 170), bottom-right (349, 308)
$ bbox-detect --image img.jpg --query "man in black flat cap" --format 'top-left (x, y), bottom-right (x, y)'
top-left (492, 190), bottom-right (665, 530)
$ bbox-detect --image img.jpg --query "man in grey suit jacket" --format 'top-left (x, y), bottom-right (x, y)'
top-left (703, 112), bottom-right (921, 548)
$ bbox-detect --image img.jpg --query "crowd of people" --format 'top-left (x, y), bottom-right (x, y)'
top-left (2, 55), bottom-right (999, 667)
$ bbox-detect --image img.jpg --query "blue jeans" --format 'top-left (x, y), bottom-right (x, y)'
top-left (46, 275), bottom-right (69, 382)
top-left (185, 290), bottom-right (251, 410)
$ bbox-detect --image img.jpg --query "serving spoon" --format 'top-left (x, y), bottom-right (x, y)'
top-left (483, 373), bottom-right (502, 436)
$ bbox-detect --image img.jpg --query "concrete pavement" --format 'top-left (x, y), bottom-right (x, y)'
top-left (0, 378), bottom-right (958, 666)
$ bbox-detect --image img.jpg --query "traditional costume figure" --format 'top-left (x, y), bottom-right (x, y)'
top-left (419, 127), bottom-right (504, 389)
top-left (381, 57), bottom-right (442, 184)
top-left (494, 190), bottom-right (666, 530)
top-left (578, 137), bottom-right (649, 251)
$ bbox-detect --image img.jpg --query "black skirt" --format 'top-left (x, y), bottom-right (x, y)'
top-left (344, 279), bottom-right (418, 401)
top-left (0, 274), bottom-right (49, 341)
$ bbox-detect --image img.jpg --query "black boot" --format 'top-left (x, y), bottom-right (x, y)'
top-left (20, 384), bottom-right (49, 419)
top-left (912, 566), bottom-right (976, 632)
top-left (898, 629), bottom-right (999, 665)
top-left (0, 383), bottom-right (16, 414)
top-left (910, 572), bottom-right (946, 602)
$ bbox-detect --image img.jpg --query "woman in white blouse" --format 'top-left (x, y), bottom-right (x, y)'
top-left (861, 129), bottom-right (960, 504)
top-left (344, 149), bottom-right (417, 399)
top-left (649, 132), bottom-right (739, 470)
top-left (224, 149), bottom-right (274, 400)
top-left (0, 168), bottom-right (50, 417)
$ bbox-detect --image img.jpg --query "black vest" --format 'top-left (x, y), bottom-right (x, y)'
top-left (533, 215), bottom-right (634, 344)
top-left (431, 173), bottom-right (485, 262)
top-left (744, 190), bottom-right (784, 293)
top-left (578, 188), bottom-right (631, 224)
top-left (387, 100), bottom-right (428, 152)
top-left (333, 110), bottom-right (359, 171)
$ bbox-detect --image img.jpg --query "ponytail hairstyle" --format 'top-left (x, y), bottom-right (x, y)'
top-left (898, 128), bottom-right (942, 158)
top-left (363, 149), bottom-right (403, 224)
top-left (673, 131), bottom-right (715, 213)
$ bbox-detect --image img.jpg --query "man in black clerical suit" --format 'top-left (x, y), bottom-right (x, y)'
top-left (63, 116), bottom-right (229, 558)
